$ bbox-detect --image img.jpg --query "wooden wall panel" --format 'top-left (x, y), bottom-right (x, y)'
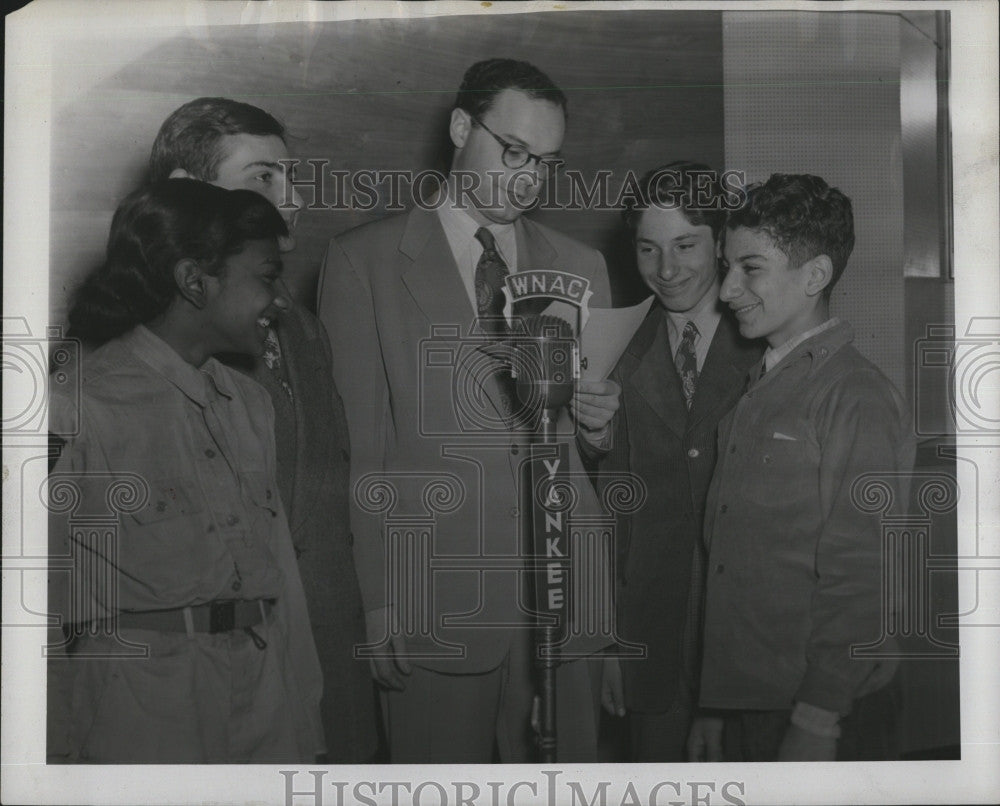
top-left (49, 10), bottom-right (725, 323)
top-left (723, 11), bottom-right (906, 390)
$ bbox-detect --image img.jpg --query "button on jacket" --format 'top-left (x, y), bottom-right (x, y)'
top-left (699, 320), bottom-right (915, 715)
top-left (598, 306), bottom-right (762, 713)
top-left (48, 325), bottom-right (323, 763)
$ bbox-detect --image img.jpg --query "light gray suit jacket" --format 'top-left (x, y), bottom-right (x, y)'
top-left (319, 207), bottom-right (612, 673)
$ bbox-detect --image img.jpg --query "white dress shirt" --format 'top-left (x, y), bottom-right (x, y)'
top-left (436, 196), bottom-right (517, 316)
top-left (663, 283), bottom-right (723, 373)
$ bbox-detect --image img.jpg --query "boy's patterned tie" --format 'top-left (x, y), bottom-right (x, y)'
top-left (474, 227), bottom-right (510, 336)
top-left (675, 320), bottom-right (699, 409)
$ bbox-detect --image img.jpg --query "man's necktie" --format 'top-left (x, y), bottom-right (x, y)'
top-left (474, 226), bottom-right (522, 421)
top-left (675, 320), bottom-right (699, 410)
top-left (474, 227), bottom-right (510, 336)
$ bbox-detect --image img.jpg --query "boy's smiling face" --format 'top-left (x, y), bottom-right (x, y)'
top-left (635, 206), bottom-right (720, 314)
top-left (721, 226), bottom-right (827, 349)
top-left (202, 238), bottom-right (288, 357)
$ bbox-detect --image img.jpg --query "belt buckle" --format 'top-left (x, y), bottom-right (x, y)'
top-left (209, 601), bottom-right (236, 633)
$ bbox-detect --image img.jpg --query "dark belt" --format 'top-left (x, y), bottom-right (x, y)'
top-left (114, 599), bottom-right (273, 635)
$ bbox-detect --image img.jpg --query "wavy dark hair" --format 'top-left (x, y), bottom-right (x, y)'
top-left (68, 179), bottom-right (287, 344)
top-left (621, 160), bottom-right (728, 239)
top-left (454, 58), bottom-right (567, 118)
top-left (148, 97), bottom-right (286, 183)
top-left (725, 173), bottom-right (855, 297)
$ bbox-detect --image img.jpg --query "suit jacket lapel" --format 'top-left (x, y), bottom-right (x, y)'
top-left (400, 208), bottom-right (476, 330)
top-left (399, 208), bottom-right (518, 457)
top-left (515, 217), bottom-right (557, 271)
top-left (687, 313), bottom-right (756, 432)
top-left (623, 306), bottom-right (688, 441)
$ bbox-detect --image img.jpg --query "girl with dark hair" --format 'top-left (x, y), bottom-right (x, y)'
top-left (69, 178), bottom-right (288, 348)
top-left (49, 179), bottom-right (324, 763)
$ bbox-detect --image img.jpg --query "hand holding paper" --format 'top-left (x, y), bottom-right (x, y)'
top-left (571, 378), bottom-right (621, 432)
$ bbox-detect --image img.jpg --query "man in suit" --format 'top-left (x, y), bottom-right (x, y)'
top-left (148, 98), bottom-right (377, 763)
top-left (318, 59), bottom-right (620, 762)
top-left (594, 162), bottom-right (764, 761)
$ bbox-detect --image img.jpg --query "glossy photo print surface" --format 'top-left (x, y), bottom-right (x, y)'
top-left (3, 1), bottom-right (997, 805)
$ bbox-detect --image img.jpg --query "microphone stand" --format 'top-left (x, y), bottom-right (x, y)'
top-left (535, 400), bottom-right (564, 764)
top-left (512, 315), bottom-right (578, 764)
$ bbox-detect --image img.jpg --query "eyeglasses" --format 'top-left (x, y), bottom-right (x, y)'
top-left (470, 115), bottom-right (562, 175)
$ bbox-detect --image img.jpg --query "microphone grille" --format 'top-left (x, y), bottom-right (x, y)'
top-left (524, 313), bottom-right (573, 339)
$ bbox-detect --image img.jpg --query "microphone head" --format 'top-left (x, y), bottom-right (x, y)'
top-left (511, 314), bottom-right (577, 414)
top-left (520, 313), bottom-right (574, 340)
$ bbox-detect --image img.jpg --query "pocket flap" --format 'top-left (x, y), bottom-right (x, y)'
top-left (245, 470), bottom-right (279, 513)
top-left (131, 477), bottom-right (204, 524)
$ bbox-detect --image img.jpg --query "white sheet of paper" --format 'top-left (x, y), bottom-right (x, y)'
top-left (578, 296), bottom-right (655, 381)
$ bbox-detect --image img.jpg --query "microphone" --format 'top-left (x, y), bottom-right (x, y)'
top-left (510, 314), bottom-right (578, 440)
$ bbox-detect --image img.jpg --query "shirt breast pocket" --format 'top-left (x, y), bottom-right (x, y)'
top-left (131, 477), bottom-right (205, 525)
top-left (745, 432), bottom-right (818, 509)
top-left (244, 471), bottom-right (280, 519)
top-left (124, 477), bottom-right (209, 596)
top-left (225, 471), bottom-right (283, 589)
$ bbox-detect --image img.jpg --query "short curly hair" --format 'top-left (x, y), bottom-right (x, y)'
top-left (148, 97), bottom-right (286, 184)
top-left (454, 58), bottom-right (567, 119)
top-left (725, 173), bottom-right (855, 296)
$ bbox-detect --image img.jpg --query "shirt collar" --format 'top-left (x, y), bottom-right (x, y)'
top-left (764, 317), bottom-right (841, 373)
top-left (663, 283), bottom-right (723, 347)
top-left (436, 187), bottom-right (517, 268)
top-left (123, 325), bottom-right (234, 407)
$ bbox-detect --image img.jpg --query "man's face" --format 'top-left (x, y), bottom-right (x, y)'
top-left (450, 89), bottom-right (565, 226)
top-left (211, 133), bottom-right (303, 252)
top-left (720, 226), bottom-right (816, 348)
top-left (635, 206), bottom-right (719, 314)
top-left (202, 239), bottom-right (288, 357)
